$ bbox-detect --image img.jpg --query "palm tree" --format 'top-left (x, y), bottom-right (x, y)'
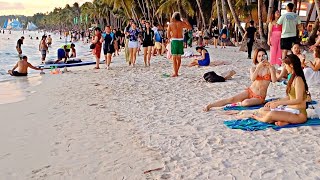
top-left (267, 0), bottom-right (274, 23)
top-left (195, 0), bottom-right (206, 29)
top-left (226, 0), bottom-right (244, 37)
top-left (221, 0), bottom-right (228, 25)
top-left (315, 0), bottom-right (320, 21)
top-left (258, 0), bottom-right (266, 42)
top-left (216, 0), bottom-right (222, 30)
top-left (157, 0), bottom-right (195, 18)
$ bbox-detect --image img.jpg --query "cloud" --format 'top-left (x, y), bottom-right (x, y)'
top-left (0, 1), bottom-right (25, 10)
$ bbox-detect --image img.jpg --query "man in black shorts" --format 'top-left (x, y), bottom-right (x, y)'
top-left (101, 25), bottom-right (115, 69)
top-left (277, 3), bottom-right (301, 59)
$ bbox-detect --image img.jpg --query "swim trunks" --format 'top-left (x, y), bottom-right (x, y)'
top-left (41, 50), bottom-right (47, 59)
top-left (171, 40), bottom-right (184, 56)
top-left (11, 71), bottom-right (27, 76)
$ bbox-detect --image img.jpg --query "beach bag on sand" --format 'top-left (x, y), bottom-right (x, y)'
top-left (203, 71), bottom-right (225, 83)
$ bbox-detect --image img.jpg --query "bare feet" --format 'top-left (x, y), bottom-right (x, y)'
top-left (275, 121), bottom-right (289, 126)
top-left (251, 114), bottom-right (263, 121)
top-left (94, 67), bottom-right (100, 69)
top-left (171, 74), bottom-right (178, 77)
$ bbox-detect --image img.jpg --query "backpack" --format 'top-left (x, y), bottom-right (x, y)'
top-left (203, 71), bottom-right (225, 83)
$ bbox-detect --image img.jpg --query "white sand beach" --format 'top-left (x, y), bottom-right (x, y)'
top-left (1, 46), bottom-right (320, 179)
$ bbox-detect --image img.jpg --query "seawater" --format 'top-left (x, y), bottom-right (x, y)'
top-left (0, 30), bottom-right (93, 104)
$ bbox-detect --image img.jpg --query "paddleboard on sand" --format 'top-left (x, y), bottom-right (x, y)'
top-left (38, 61), bottom-right (96, 69)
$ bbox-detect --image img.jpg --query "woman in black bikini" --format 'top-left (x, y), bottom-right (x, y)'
top-left (142, 22), bottom-right (155, 67)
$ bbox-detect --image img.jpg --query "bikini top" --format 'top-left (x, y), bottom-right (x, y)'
top-left (256, 73), bottom-right (271, 81)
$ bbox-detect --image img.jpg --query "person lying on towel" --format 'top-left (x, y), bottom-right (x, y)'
top-left (252, 54), bottom-right (309, 126)
top-left (204, 48), bottom-right (277, 111)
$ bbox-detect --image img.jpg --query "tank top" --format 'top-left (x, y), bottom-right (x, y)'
top-left (272, 24), bottom-right (282, 32)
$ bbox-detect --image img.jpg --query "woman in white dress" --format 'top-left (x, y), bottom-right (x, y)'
top-left (304, 46), bottom-right (320, 85)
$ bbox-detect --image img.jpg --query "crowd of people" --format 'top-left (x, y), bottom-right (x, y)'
top-left (6, 3), bottom-right (320, 127)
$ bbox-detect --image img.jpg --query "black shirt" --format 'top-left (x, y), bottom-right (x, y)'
top-left (246, 26), bottom-right (257, 40)
top-left (142, 29), bottom-right (154, 42)
top-left (17, 39), bottom-right (23, 48)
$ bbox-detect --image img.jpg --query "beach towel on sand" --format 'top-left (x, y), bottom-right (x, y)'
top-left (224, 118), bottom-right (320, 131)
top-left (223, 99), bottom-right (317, 111)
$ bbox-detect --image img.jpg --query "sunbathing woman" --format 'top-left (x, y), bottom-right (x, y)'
top-left (204, 48), bottom-right (277, 111)
top-left (252, 54), bottom-right (309, 126)
top-left (188, 46), bottom-right (210, 67)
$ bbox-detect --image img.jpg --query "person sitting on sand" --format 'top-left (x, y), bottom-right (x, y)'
top-left (277, 43), bottom-right (306, 81)
top-left (204, 48), bottom-right (277, 111)
top-left (8, 56), bottom-right (43, 76)
top-left (252, 54), bottom-right (309, 126)
top-left (188, 46), bottom-right (210, 67)
top-left (303, 46), bottom-right (320, 85)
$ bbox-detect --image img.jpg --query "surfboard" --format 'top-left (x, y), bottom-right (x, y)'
top-left (38, 61), bottom-right (96, 69)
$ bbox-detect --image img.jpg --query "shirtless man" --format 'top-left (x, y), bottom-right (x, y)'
top-left (47, 35), bottom-right (52, 47)
top-left (167, 12), bottom-right (192, 77)
top-left (39, 35), bottom-right (48, 63)
top-left (8, 56), bottom-right (43, 76)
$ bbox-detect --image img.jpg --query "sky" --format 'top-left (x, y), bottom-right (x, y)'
top-left (0, 0), bottom-right (89, 16)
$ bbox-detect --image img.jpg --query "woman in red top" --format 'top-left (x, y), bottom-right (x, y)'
top-left (92, 27), bottom-right (102, 69)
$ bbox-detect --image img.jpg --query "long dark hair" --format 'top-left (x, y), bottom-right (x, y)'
top-left (283, 54), bottom-right (308, 94)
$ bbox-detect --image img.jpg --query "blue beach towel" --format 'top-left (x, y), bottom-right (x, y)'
top-left (223, 99), bottom-right (317, 111)
top-left (224, 118), bottom-right (320, 131)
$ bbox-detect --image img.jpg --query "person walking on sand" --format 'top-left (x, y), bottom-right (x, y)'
top-left (268, 10), bottom-right (282, 66)
top-left (100, 25), bottom-right (115, 69)
top-left (16, 36), bottom-right (24, 56)
top-left (167, 12), bottom-right (192, 77)
top-left (243, 20), bottom-right (257, 59)
top-left (142, 21), bottom-right (155, 67)
top-left (126, 22), bottom-right (140, 66)
top-left (92, 27), bottom-right (102, 69)
top-left (277, 3), bottom-right (301, 59)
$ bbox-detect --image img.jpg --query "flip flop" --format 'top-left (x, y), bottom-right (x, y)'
top-left (162, 73), bottom-right (171, 78)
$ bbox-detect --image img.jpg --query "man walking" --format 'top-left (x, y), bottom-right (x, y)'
top-left (277, 3), bottom-right (301, 59)
top-left (167, 12), bottom-right (192, 77)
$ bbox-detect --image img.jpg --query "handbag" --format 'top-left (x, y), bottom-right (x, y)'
top-left (90, 43), bottom-right (96, 49)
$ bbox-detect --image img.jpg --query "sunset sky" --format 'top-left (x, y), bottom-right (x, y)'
top-left (0, 0), bottom-right (89, 16)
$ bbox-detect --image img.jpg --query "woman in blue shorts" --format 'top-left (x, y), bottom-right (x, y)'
top-left (188, 46), bottom-right (210, 67)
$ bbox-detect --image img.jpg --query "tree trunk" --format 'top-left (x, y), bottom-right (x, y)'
top-left (258, 0), bottom-right (267, 42)
top-left (246, 0), bottom-right (253, 20)
top-left (226, 0), bottom-right (244, 37)
top-left (195, 0), bottom-right (206, 30)
top-left (221, 0), bottom-right (228, 25)
top-left (308, 19), bottom-right (319, 45)
top-left (267, 0), bottom-right (274, 23)
top-left (292, 0), bottom-right (298, 13)
top-left (306, 1), bottom-right (315, 26)
top-left (297, 0), bottom-right (302, 15)
top-left (216, 0), bottom-right (222, 30)
top-left (315, 0), bottom-right (320, 21)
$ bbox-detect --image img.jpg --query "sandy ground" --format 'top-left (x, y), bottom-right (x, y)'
top-left (1, 46), bottom-right (320, 179)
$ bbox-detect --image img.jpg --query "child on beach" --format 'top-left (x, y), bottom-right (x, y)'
top-left (252, 54), bottom-right (308, 126)
top-left (204, 48), bottom-right (277, 111)
top-left (8, 56), bottom-right (43, 76)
